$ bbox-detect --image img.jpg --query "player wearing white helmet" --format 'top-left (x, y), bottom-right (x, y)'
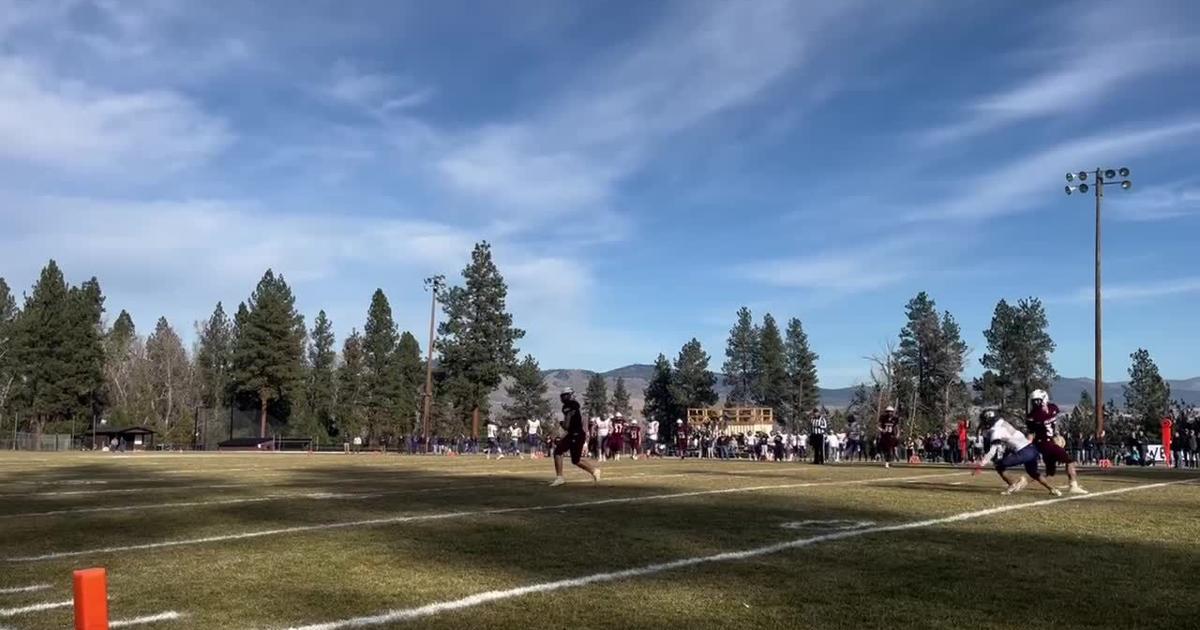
top-left (877, 405), bottom-right (900, 468)
top-left (1026, 389), bottom-right (1087, 494)
top-left (976, 410), bottom-right (1059, 496)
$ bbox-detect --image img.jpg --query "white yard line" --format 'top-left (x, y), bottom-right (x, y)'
top-left (4, 471), bottom-right (963, 563)
top-left (0, 483), bottom-right (497, 520)
top-left (283, 478), bottom-right (1195, 630)
top-left (0, 599), bottom-right (72, 618)
top-left (0, 584), bottom-right (51, 595)
top-left (110, 611), bottom-right (184, 627)
top-left (0, 483), bottom-right (246, 498)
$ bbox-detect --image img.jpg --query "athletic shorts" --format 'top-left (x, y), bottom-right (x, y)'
top-left (878, 435), bottom-right (898, 455)
top-left (997, 444), bottom-right (1041, 478)
top-left (555, 433), bottom-right (585, 465)
top-left (1035, 440), bottom-right (1074, 476)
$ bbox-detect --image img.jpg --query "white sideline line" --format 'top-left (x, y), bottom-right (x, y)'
top-left (110, 611), bottom-right (184, 627)
top-left (0, 599), bottom-right (72, 617)
top-left (0, 483), bottom-right (244, 498)
top-left (0, 483), bottom-right (497, 520)
top-left (4, 471), bottom-right (964, 563)
top-left (283, 478), bottom-right (1195, 630)
top-left (0, 584), bottom-right (51, 594)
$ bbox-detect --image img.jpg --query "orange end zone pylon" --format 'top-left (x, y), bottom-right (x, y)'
top-left (73, 567), bottom-right (109, 630)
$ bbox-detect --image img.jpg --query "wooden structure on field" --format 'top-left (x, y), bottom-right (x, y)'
top-left (686, 407), bottom-right (775, 435)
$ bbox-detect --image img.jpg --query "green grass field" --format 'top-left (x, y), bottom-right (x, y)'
top-left (0, 452), bottom-right (1197, 629)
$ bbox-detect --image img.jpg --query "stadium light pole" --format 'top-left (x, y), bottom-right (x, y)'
top-left (421, 275), bottom-right (445, 454)
top-left (1064, 167), bottom-right (1132, 440)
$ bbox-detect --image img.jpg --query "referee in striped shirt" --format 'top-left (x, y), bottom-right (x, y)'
top-left (810, 409), bottom-right (828, 465)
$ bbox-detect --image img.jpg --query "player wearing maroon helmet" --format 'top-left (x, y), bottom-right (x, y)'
top-left (675, 419), bottom-right (689, 459)
top-left (877, 406), bottom-right (900, 468)
top-left (625, 420), bottom-right (642, 460)
top-left (1025, 390), bottom-right (1087, 494)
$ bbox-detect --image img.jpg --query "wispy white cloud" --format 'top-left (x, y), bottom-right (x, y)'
top-left (911, 118), bottom-right (1200, 222)
top-left (0, 56), bottom-right (232, 175)
top-left (1057, 277), bottom-right (1200, 304)
top-left (1111, 182), bottom-right (1200, 222)
top-left (324, 61), bottom-right (434, 113)
top-left (432, 0), bottom-right (888, 228)
top-left (732, 235), bottom-right (928, 294)
top-left (918, 1), bottom-right (1200, 146)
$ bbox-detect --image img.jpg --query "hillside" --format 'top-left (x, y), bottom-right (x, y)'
top-left (486, 365), bottom-right (1200, 419)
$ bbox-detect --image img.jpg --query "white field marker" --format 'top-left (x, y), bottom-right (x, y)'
top-left (110, 611), bottom-right (184, 627)
top-left (0, 599), bottom-right (72, 617)
top-left (0, 584), bottom-right (51, 595)
top-left (5, 471), bottom-right (965, 563)
top-left (283, 478), bottom-right (1195, 630)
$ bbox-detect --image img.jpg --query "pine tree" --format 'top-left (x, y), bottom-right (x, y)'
top-left (934, 312), bottom-right (970, 427)
top-left (304, 311), bottom-right (337, 442)
top-left (1124, 348), bottom-right (1171, 434)
top-left (642, 353), bottom-right (676, 438)
top-left (18, 261), bottom-right (78, 433)
top-left (611, 377), bottom-right (633, 418)
top-left (362, 289), bottom-right (401, 444)
top-left (971, 370), bottom-right (1007, 408)
top-left (66, 277), bottom-right (107, 429)
top-left (335, 329), bottom-right (366, 441)
top-left (981, 298), bottom-right (1055, 414)
top-left (1067, 390), bottom-right (1094, 437)
top-left (895, 292), bottom-right (941, 428)
top-left (756, 314), bottom-right (787, 418)
top-left (437, 242), bottom-right (525, 429)
top-left (672, 338), bottom-right (718, 416)
top-left (394, 331), bottom-right (423, 436)
top-left (584, 372), bottom-right (608, 419)
top-left (228, 270), bottom-right (306, 437)
top-left (0, 278), bottom-right (18, 418)
top-left (503, 354), bottom-right (551, 423)
top-left (145, 317), bottom-right (192, 444)
top-left (195, 303), bottom-right (233, 410)
top-left (723, 307), bottom-right (760, 405)
top-left (783, 318), bottom-right (820, 427)
top-left (104, 312), bottom-right (150, 428)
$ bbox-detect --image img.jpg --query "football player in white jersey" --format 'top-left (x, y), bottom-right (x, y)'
top-left (977, 410), bottom-right (1059, 496)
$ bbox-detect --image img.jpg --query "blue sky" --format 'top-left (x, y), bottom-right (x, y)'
top-left (1, 0), bottom-right (1198, 388)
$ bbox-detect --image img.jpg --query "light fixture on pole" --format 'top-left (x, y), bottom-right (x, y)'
top-left (1062, 166), bottom-right (1133, 442)
top-left (421, 275), bottom-right (446, 454)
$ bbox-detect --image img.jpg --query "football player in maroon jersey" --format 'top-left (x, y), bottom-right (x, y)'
top-left (1025, 390), bottom-right (1087, 494)
top-left (877, 406), bottom-right (900, 468)
top-left (625, 421), bottom-right (642, 460)
top-left (609, 413), bottom-right (626, 460)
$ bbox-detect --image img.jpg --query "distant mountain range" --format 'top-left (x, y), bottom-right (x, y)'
top-left (487, 364), bottom-right (1200, 416)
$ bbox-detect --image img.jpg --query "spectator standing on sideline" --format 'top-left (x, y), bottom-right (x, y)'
top-left (810, 409), bottom-right (828, 465)
top-left (827, 431), bottom-right (842, 463)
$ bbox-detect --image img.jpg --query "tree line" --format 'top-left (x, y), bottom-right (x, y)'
top-left (0, 242), bottom-right (524, 446)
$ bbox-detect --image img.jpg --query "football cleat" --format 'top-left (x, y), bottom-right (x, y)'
top-left (549, 477), bottom-right (565, 487)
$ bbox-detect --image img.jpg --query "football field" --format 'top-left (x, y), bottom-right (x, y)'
top-left (1, 453), bottom-right (1197, 629)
